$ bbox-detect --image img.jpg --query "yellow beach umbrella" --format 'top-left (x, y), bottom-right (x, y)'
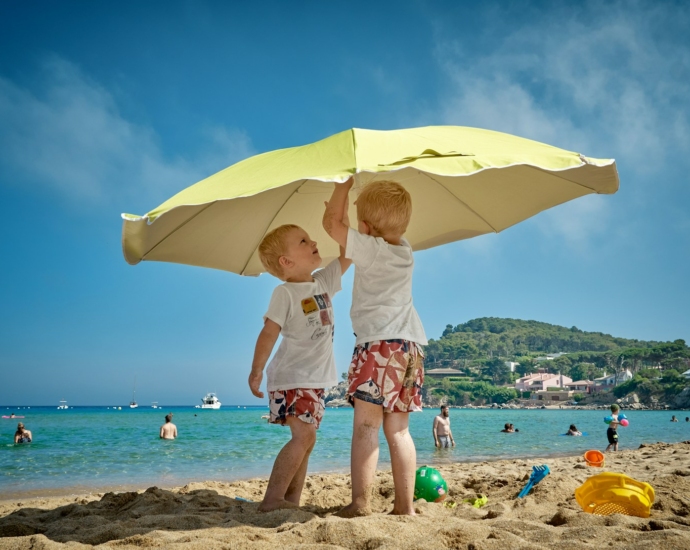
top-left (121, 126), bottom-right (618, 276)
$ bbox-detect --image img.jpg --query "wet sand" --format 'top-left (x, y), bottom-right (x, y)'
top-left (1, 441), bottom-right (689, 549)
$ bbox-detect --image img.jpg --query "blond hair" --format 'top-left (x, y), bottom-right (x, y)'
top-left (258, 224), bottom-right (300, 279)
top-left (356, 181), bottom-right (411, 236)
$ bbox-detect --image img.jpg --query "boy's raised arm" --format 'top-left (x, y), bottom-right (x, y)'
top-left (248, 318), bottom-right (281, 398)
top-left (323, 177), bottom-right (354, 250)
top-left (337, 200), bottom-right (353, 274)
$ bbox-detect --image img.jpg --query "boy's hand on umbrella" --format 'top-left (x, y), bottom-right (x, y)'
top-left (248, 370), bottom-right (264, 398)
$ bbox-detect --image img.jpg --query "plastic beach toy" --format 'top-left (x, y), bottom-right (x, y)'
top-left (414, 466), bottom-right (448, 502)
top-left (620, 419), bottom-right (629, 427)
top-left (605, 413), bottom-right (627, 424)
top-left (517, 464), bottom-right (550, 498)
top-left (584, 450), bottom-right (605, 467)
top-left (575, 473), bottom-right (655, 517)
top-left (462, 494), bottom-right (488, 508)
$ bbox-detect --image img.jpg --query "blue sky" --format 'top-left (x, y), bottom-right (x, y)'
top-left (1, 1), bottom-right (688, 406)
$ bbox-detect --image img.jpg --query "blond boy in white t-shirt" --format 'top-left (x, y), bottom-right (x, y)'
top-left (323, 178), bottom-right (427, 517)
top-left (248, 222), bottom-right (350, 512)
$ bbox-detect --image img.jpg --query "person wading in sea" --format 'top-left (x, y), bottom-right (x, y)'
top-left (433, 405), bottom-right (455, 448)
top-left (160, 414), bottom-right (177, 440)
top-left (14, 423), bottom-right (32, 444)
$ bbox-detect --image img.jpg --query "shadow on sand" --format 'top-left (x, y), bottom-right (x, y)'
top-left (0, 486), bottom-right (336, 546)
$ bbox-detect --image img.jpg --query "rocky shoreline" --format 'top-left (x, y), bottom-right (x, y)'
top-left (323, 381), bottom-right (690, 410)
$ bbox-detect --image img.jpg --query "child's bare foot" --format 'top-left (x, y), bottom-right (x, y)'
top-left (257, 499), bottom-right (300, 512)
top-left (388, 507), bottom-right (416, 516)
top-left (335, 503), bottom-right (371, 518)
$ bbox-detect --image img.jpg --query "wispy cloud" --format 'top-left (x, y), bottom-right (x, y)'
top-left (430, 1), bottom-right (690, 247)
top-left (0, 56), bottom-right (254, 205)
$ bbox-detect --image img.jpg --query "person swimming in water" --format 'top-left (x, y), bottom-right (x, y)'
top-left (566, 424), bottom-right (582, 436)
top-left (14, 423), bottom-right (32, 444)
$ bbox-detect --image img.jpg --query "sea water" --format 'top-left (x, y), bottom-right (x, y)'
top-left (1, 406), bottom-right (688, 498)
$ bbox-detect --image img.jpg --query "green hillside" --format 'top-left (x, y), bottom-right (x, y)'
top-left (424, 317), bottom-right (689, 405)
top-left (425, 317), bottom-right (688, 382)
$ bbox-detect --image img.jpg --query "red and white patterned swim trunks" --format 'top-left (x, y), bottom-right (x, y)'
top-left (268, 388), bottom-right (325, 429)
top-left (346, 339), bottom-right (424, 413)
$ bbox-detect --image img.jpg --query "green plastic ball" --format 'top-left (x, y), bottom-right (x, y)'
top-left (414, 466), bottom-right (448, 502)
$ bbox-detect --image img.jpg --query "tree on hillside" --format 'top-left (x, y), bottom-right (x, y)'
top-left (515, 356), bottom-right (537, 377)
top-left (549, 355), bottom-right (574, 377)
top-left (484, 358), bottom-right (511, 385)
top-left (623, 348), bottom-right (647, 374)
top-left (570, 362), bottom-right (601, 381)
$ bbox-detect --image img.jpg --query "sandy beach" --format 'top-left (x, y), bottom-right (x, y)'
top-left (1, 440), bottom-right (689, 549)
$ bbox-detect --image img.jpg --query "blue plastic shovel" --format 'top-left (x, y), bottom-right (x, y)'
top-left (517, 464), bottom-right (550, 498)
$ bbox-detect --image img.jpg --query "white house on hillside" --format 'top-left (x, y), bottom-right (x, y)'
top-left (594, 369), bottom-right (633, 388)
top-left (515, 373), bottom-right (573, 392)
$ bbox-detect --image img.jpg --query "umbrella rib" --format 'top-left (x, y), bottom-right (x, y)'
top-left (239, 180), bottom-right (306, 276)
top-left (526, 165), bottom-right (599, 192)
top-left (416, 171), bottom-right (499, 233)
top-left (142, 202), bottom-right (215, 260)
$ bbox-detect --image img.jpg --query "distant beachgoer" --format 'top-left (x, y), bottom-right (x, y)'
top-left (160, 414), bottom-right (177, 439)
top-left (566, 424), bottom-right (582, 436)
top-left (433, 405), bottom-right (455, 448)
top-left (671, 415), bottom-right (678, 422)
top-left (501, 423), bottom-right (514, 433)
top-left (14, 423), bottom-right (32, 444)
top-left (605, 404), bottom-right (620, 452)
top-left (686, 417), bottom-right (689, 422)
top-left (10, 413), bottom-right (16, 418)
top-left (511, 423), bottom-right (519, 433)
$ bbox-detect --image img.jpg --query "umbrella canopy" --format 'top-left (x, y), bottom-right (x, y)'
top-left (122, 126), bottom-right (618, 276)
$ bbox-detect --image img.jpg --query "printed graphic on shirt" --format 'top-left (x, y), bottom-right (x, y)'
top-left (319, 309), bottom-right (332, 326)
top-left (314, 294), bottom-right (328, 310)
top-left (311, 327), bottom-right (329, 340)
top-left (301, 297), bottom-right (319, 315)
top-left (306, 314), bottom-right (320, 327)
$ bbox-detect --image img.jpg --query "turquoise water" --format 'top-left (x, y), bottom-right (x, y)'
top-left (1, 406), bottom-right (688, 498)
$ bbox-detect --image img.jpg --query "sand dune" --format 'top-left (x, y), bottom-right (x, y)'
top-left (1, 441), bottom-right (689, 549)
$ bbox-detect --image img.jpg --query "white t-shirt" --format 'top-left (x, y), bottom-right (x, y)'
top-left (345, 228), bottom-right (427, 346)
top-left (263, 259), bottom-right (342, 391)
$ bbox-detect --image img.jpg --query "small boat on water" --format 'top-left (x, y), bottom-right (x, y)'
top-left (57, 399), bottom-right (68, 410)
top-left (151, 402), bottom-right (159, 409)
top-left (197, 393), bottom-right (221, 409)
top-left (129, 378), bottom-right (138, 408)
